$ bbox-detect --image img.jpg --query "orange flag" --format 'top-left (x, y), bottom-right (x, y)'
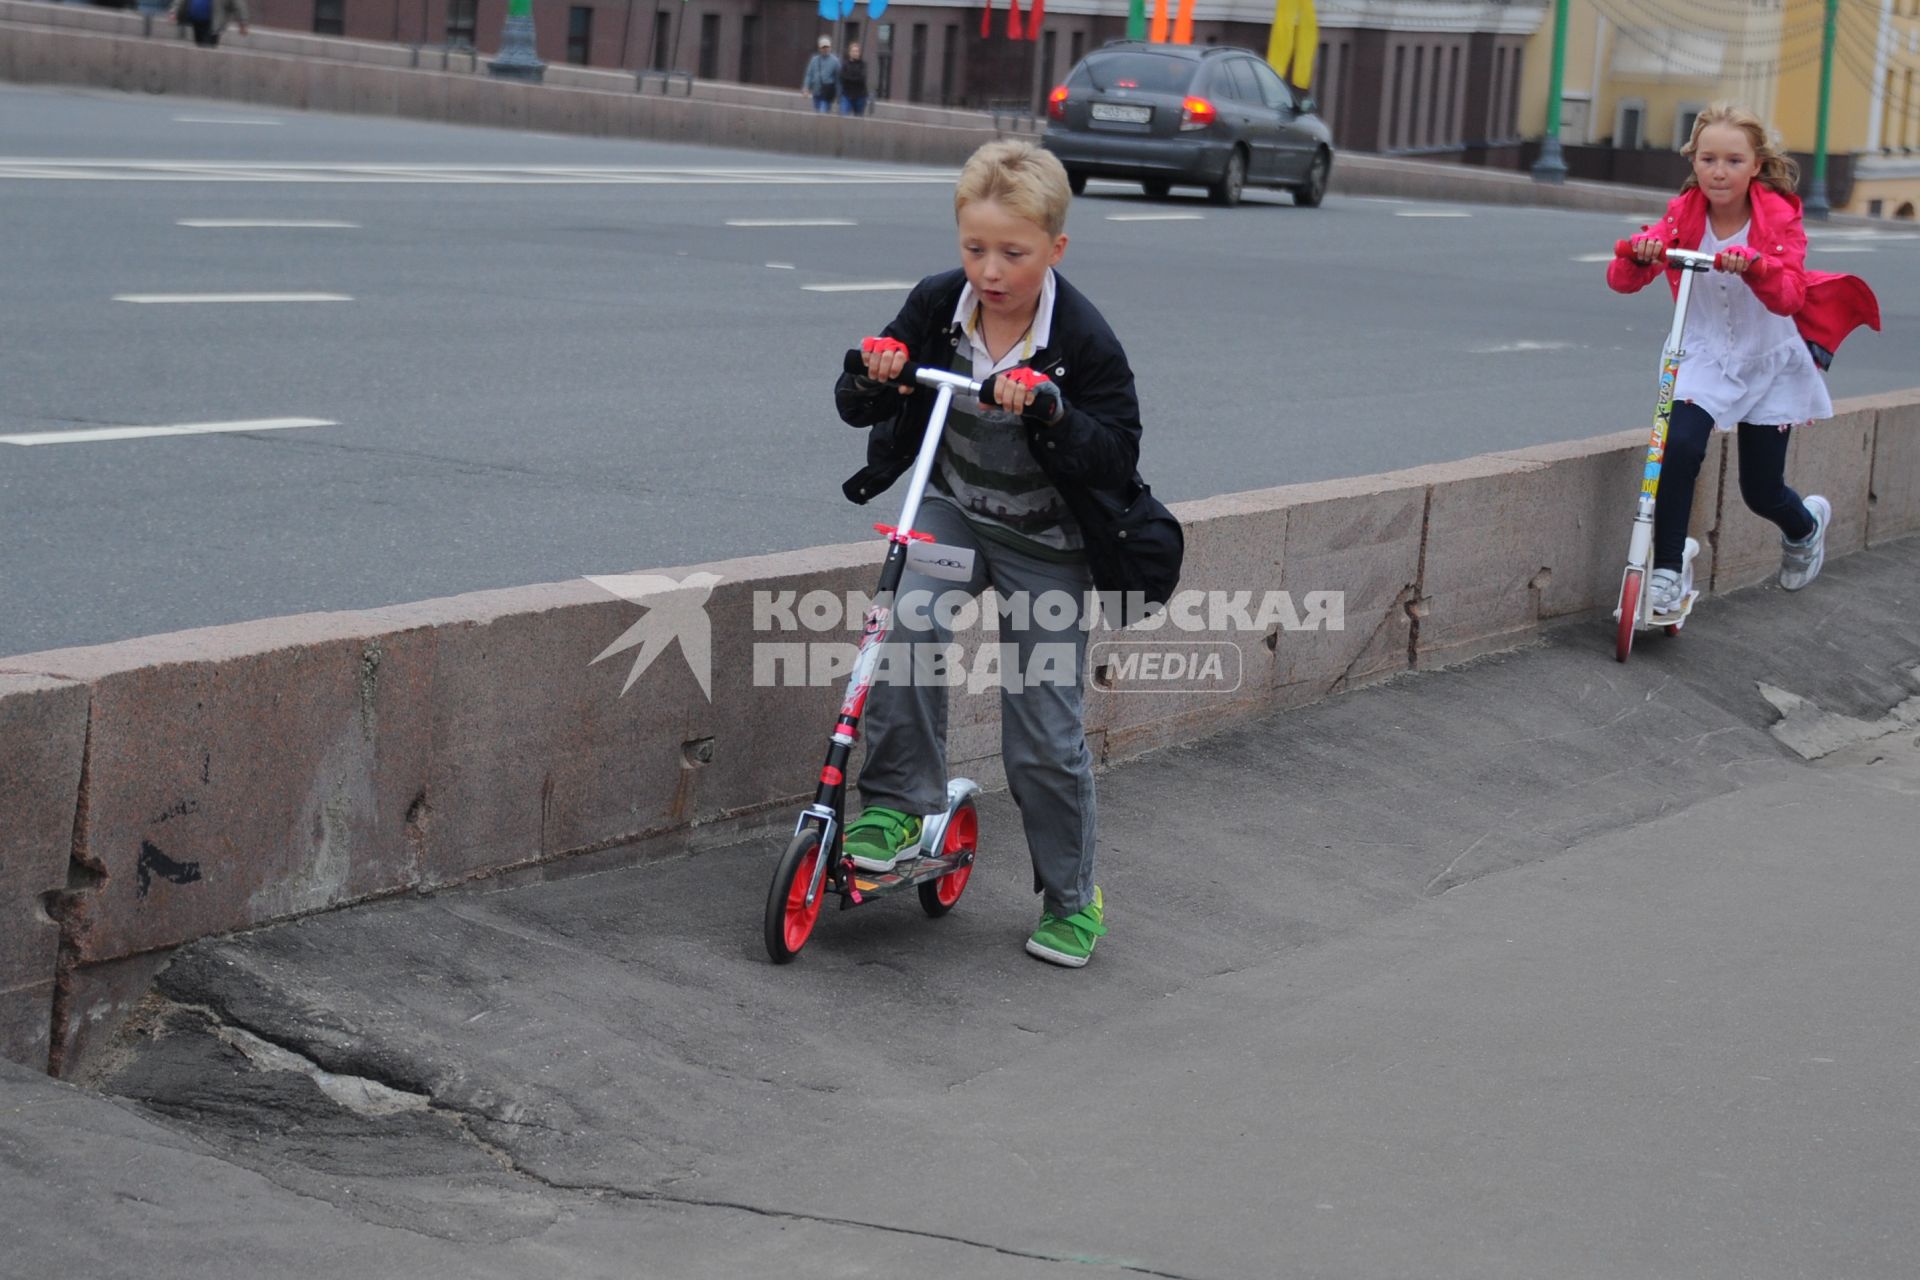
top-left (1171, 0), bottom-right (1194, 43)
top-left (1149, 0), bottom-right (1169, 42)
top-left (1007, 0), bottom-right (1023, 38)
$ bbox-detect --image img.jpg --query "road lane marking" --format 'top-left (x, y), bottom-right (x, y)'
top-left (1396, 209), bottom-right (1472, 218)
top-left (802, 281), bottom-right (917, 293)
top-left (173, 116), bottom-right (283, 125)
top-left (0, 160), bottom-right (960, 186)
top-left (1105, 212), bottom-right (1206, 222)
top-left (1470, 340), bottom-right (1577, 354)
top-left (114, 292), bottom-right (353, 303)
top-left (726, 218), bottom-right (857, 227)
top-left (1, 418), bottom-right (336, 446)
top-left (1573, 253), bottom-right (1616, 262)
top-left (766, 262), bottom-right (796, 269)
top-left (177, 219), bottom-right (360, 228)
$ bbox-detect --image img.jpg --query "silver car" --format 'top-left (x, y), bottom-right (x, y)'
top-left (1042, 41), bottom-right (1334, 208)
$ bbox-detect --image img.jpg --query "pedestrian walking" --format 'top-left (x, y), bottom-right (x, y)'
top-left (803, 37), bottom-right (840, 114)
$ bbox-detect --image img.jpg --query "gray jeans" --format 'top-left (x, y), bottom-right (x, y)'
top-left (857, 498), bottom-right (1098, 917)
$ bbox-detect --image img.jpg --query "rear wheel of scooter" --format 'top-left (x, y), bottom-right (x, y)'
top-left (1615, 569), bottom-right (1642, 663)
top-left (1665, 623), bottom-right (1681, 637)
top-left (918, 799), bottom-right (977, 918)
top-left (765, 829), bottom-right (827, 963)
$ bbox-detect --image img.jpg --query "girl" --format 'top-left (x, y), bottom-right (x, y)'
top-left (1608, 103), bottom-right (1878, 615)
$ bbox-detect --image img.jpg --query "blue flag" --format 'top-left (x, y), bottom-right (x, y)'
top-left (839, 0), bottom-right (856, 15)
top-left (868, 0), bottom-right (888, 15)
top-left (817, 0), bottom-right (836, 18)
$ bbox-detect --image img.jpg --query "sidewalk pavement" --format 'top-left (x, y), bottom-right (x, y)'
top-left (4, 537), bottom-right (1917, 1279)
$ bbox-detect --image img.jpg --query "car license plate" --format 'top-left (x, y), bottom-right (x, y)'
top-left (1090, 103), bottom-right (1151, 124)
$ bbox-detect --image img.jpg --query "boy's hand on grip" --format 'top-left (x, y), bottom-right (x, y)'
top-left (992, 366), bottom-right (1064, 427)
top-left (859, 336), bottom-right (913, 394)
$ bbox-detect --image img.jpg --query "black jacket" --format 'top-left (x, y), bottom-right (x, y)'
top-left (837, 268), bottom-right (1183, 615)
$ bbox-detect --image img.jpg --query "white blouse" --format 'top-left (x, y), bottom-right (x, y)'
top-left (1673, 218), bottom-right (1832, 431)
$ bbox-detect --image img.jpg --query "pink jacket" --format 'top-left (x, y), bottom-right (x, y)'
top-left (1607, 185), bottom-right (1880, 358)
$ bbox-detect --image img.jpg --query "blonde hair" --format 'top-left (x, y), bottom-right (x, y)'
top-left (1680, 103), bottom-right (1800, 197)
top-left (954, 140), bottom-right (1072, 237)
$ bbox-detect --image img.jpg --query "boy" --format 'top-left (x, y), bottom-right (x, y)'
top-left (834, 140), bottom-right (1180, 967)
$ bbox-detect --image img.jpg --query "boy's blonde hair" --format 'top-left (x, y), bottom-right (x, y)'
top-left (1680, 103), bottom-right (1800, 197)
top-left (954, 140), bottom-right (1072, 237)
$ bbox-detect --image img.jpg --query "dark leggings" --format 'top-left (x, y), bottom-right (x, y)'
top-left (1653, 400), bottom-right (1815, 571)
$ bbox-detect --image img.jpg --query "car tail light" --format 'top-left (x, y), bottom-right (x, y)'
top-left (1048, 84), bottom-right (1069, 120)
top-left (1180, 96), bottom-right (1217, 130)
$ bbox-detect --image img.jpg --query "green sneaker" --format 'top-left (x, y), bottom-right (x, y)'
top-left (843, 806), bottom-right (923, 873)
top-left (1025, 886), bottom-right (1107, 968)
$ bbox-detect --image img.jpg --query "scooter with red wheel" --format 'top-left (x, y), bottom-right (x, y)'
top-left (763, 349), bottom-right (1049, 963)
top-left (1610, 241), bottom-right (1717, 663)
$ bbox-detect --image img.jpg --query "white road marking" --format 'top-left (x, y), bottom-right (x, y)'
top-left (766, 262), bottom-right (796, 269)
top-left (1, 418), bottom-right (336, 446)
top-left (1105, 212), bottom-right (1206, 222)
top-left (0, 160), bottom-right (959, 186)
top-left (173, 116), bottom-right (283, 126)
top-left (1573, 252), bottom-right (1616, 262)
top-left (115, 292), bottom-right (353, 303)
top-left (177, 219), bottom-right (360, 228)
top-left (802, 281), bottom-right (917, 293)
top-left (1470, 340), bottom-right (1577, 354)
top-left (1396, 209), bottom-right (1472, 218)
top-left (1812, 245), bottom-right (1874, 253)
top-left (726, 218), bottom-right (857, 227)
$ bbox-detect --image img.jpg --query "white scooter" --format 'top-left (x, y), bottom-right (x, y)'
top-left (1610, 242), bottom-right (1717, 663)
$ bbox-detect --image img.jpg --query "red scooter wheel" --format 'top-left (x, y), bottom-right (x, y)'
top-left (765, 829), bottom-right (827, 963)
top-left (918, 800), bottom-right (977, 918)
top-left (1615, 569), bottom-right (1642, 663)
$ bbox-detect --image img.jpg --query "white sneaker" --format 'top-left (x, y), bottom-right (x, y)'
top-left (1648, 569), bottom-right (1685, 614)
top-left (1647, 538), bottom-right (1699, 618)
top-left (1779, 495), bottom-right (1830, 591)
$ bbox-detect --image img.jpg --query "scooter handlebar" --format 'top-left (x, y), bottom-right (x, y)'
top-left (1612, 240), bottom-right (1719, 271)
top-left (842, 349), bottom-right (987, 401)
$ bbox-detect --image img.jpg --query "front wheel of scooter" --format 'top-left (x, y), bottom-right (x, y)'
top-left (1615, 569), bottom-right (1642, 663)
top-left (918, 799), bottom-right (978, 918)
top-left (765, 828), bottom-right (827, 963)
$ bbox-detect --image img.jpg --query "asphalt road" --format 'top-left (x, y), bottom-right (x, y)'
top-left (5, 83), bottom-right (1918, 655)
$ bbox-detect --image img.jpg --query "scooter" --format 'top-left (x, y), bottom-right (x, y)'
top-left (763, 351), bottom-right (1002, 963)
top-left (1610, 242), bottom-right (1718, 663)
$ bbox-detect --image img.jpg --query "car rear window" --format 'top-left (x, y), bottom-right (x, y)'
top-left (1077, 52), bottom-right (1197, 96)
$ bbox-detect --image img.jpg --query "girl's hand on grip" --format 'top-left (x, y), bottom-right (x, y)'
top-left (1629, 234), bottom-right (1666, 265)
top-left (1714, 246), bottom-right (1754, 275)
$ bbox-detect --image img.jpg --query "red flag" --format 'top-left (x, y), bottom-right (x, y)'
top-left (1028, 0), bottom-right (1044, 39)
top-left (1007, 0), bottom-right (1023, 39)
top-left (980, 0), bottom-right (992, 37)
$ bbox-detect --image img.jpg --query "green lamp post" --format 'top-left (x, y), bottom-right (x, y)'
top-left (490, 0), bottom-right (547, 80)
top-left (1531, 0), bottom-right (1570, 182)
top-left (1805, 0), bottom-right (1838, 219)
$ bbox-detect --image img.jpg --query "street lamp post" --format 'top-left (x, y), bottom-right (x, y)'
top-left (489, 0), bottom-right (547, 80)
top-left (1531, 0), bottom-right (1570, 183)
top-left (1806, 0), bottom-right (1839, 219)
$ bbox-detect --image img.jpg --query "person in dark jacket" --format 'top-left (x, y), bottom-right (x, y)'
top-left (835, 140), bottom-right (1181, 968)
top-left (170, 0), bottom-right (248, 46)
top-left (838, 42), bottom-right (870, 115)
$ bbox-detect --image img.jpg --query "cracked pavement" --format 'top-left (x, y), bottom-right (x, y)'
top-left (5, 539), bottom-right (1919, 1278)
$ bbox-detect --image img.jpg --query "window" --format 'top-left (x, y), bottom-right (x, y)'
top-left (445, 0), bottom-right (475, 46)
top-left (909, 22), bottom-right (927, 103)
top-left (698, 13), bottom-right (719, 79)
top-left (1506, 48), bottom-right (1521, 135)
top-left (1389, 45), bottom-right (1406, 147)
top-left (650, 10), bottom-right (670, 70)
top-left (875, 22), bottom-right (893, 98)
top-left (1250, 60), bottom-right (1295, 112)
top-left (313, 0), bottom-right (343, 36)
top-left (567, 6), bottom-right (592, 65)
top-left (1070, 30), bottom-right (1085, 69)
top-left (1042, 28), bottom-right (1057, 98)
top-left (1224, 58), bottom-right (1262, 104)
top-left (1412, 46), bottom-right (1425, 144)
top-left (1868, 198), bottom-right (1885, 217)
top-left (1083, 50), bottom-right (1196, 95)
top-left (1427, 45), bottom-right (1442, 145)
top-left (1615, 99), bottom-right (1646, 150)
top-left (738, 14), bottom-right (758, 82)
top-left (1445, 46), bottom-right (1459, 143)
top-left (1673, 101), bottom-right (1705, 150)
top-left (942, 23), bottom-right (958, 105)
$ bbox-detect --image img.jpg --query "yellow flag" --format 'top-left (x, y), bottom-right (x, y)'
top-left (1266, 0), bottom-right (1297, 77)
top-left (1292, 0), bottom-right (1317, 88)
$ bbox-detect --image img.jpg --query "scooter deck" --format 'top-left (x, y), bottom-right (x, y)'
top-left (839, 850), bottom-right (974, 903)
